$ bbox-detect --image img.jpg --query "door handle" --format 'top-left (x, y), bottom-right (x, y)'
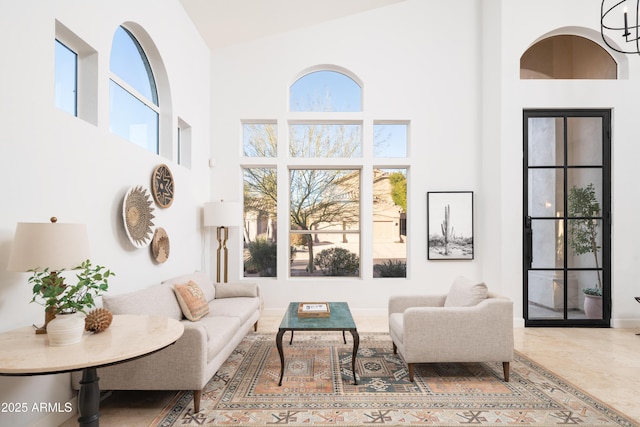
top-left (525, 216), bottom-right (533, 269)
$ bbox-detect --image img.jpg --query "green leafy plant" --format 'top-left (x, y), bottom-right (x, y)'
top-left (567, 183), bottom-right (602, 297)
top-left (29, 259), bottom-right (115, 315)
top-left (246, 236), bottom-right (277, 277)
top-left (374, 259), bottom-right (406, 278)
top-left (313, 247), bottom-right (359, 276)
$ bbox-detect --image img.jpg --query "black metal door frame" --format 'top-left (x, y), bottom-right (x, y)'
top-left (523, 109), bottom-right (611, 327)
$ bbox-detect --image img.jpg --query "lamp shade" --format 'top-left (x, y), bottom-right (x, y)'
top-left (203, 201), bottom-right (242, 227)
top-left (7, 222), bottom-right (91, 272)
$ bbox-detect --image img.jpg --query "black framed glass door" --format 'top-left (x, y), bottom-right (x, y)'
top-left (523, 109), bottom-right (611, 327)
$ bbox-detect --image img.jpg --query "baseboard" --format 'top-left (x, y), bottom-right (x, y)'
top-left (612, 318), bottom-right (640, 329)
top-left (29, 396), bottom-right (76, 427)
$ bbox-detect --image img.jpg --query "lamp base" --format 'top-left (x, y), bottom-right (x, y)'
top-left (33, 307), bottom-right (57, 334)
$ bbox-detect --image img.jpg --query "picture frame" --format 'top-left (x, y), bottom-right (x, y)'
top-left (427, 191), bottom-right (474, 260)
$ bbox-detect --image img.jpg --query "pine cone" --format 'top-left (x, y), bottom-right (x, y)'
top-left (84, 308), bottom-right (113, 333)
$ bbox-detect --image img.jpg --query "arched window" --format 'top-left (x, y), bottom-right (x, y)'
top-left (521, 35), bottom-right (616, 79)
top-left (109, 26), bottom-right (159, 153)
top-left (290, 70), bottom-right (362, 112)
top-left (242, 66), bottom-right (409, 279)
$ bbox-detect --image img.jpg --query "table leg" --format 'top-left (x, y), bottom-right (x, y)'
top-left (77, 367), bottom-right (100, 427)
top-left (276, 329), bottom-right (286, 386)
top-left (342, 330), bottom-right (346, 344)
top-left (349, 330), bottom-right (359, 385)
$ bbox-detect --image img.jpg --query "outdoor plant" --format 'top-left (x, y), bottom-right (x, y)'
top-left (567, 183), bottom-right (602, 296)
top-left (313, 247), bottom-right (359, 276)
top-left (29, 259), bottom-right (115, 315)
top-left (246, 236), bottom-right (277, 277)
top-left (374, 259), bottom-right (406, 278)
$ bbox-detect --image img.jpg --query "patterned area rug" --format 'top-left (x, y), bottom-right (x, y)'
top-left (153, 333), bottom-right (637, 426)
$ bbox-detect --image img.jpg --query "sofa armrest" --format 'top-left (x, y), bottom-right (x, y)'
top-left (388, 294), bottom-right (446, 315)
top-left (402, 298), bottom-right (513, 362)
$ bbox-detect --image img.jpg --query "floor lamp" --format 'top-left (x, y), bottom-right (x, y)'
top-left (7, 217), bottom-right (91, 333)
top-left (204, 201), bottom-right (241, 283)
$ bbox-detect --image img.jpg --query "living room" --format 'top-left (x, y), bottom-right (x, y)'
top-left (1, 0), bottom-right (640, 426)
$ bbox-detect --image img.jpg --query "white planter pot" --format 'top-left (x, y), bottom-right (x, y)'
top-left (583, 294), bottom-right (603, 319)
top-left (47, 313), bottom-right (85, 346)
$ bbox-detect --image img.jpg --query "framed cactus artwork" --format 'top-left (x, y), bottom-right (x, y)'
top-left (427, 191), bottom-right (474, 260)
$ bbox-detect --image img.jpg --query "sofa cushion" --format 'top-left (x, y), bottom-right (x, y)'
top-left (444, 276), bottom-right (488, 307)
top-left (162, 272), bottom-right (215, 302)
top-left (103, 284), bottom-right (183, 321)
top-left (197, 316), bottom-right (242, 361)
top-left (215, 282), bottom-right (258, 298)
top-left (209, 297), bottom-right (260, 325)
top-left (174, 281), bottom-right (210, 321)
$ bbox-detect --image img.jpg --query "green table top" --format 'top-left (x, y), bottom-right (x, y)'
top-left (279, 302), bottom-right (357, 330)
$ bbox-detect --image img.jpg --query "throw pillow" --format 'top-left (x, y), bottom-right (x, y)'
top-left (174, 281), bottom-right (209, 321)
top-left (444, 276), bottom-right (488, 307)
top-left (215, 282), bottom-right (258, 298)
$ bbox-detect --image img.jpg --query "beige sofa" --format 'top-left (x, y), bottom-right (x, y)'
top-left (388, 276), bottom-right (513, 382)
top-left (72, 272), bottom-right (262, 412)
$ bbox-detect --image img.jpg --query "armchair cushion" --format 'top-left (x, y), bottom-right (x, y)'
top-left (444, 276), bottom-right (488, 307)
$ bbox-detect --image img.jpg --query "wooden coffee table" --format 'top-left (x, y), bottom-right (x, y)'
top-left (276, 302), bottom-right (359, 385)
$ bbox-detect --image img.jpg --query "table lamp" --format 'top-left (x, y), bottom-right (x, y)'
top-left (7, 217), bottom-right (90, 334)
top-left (203, 201), bottom-right (241, 283)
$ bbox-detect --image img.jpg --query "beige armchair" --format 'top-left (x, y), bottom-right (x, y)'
top-left (388, 276), bottom-right (514, 382)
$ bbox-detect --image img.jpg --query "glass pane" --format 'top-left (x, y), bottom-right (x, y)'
top-left (373, 169), bottom-right (406, 278)
top-left (290, 70), bottom-right (361, 112)
top-left (289, 124), bottom-right (361, 158)
top-left (567, 169), bottom-right (602, 210)
top-left (528, 117), bottom-right (564, 166)
top-left (570, 270), bottom-right (603, 319)
top-left (527, 270), bottom-right (564, 319)
top-left (531, 219), bottom-right (564, 269)
top-left (243, 123), bottom-right (277, 157)
top-left (290, 233), bottom-right (360, 277)
top-left (110, 26), bottom-right (157, 105)
top-left (527, 168), bottom-right (564, 217)
top-left (373, 124), bottom-right (408, 157)
top-left (243, 167), bottom-right (277, 277)
top-left (54, 40), bottom-right (77, 116)
top-left (567, 117), bottom-right (602, 165)
top-left (109, 80), bottom-right (159, 153)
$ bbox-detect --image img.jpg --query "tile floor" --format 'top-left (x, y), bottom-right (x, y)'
top-left (59, 314), bottom-right (640, 426)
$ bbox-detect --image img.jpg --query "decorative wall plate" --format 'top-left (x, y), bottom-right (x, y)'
top-left (151, 227), bottom-right (170, 263)
top-left (123, 185), bottom-right (155, 248)
top-left (151, 164), bottom-right (174, 208)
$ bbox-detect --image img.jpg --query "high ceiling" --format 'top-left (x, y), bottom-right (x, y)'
top-left (179, 0), bottom-right (405, 49)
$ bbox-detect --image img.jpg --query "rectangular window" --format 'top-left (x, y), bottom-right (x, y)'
top-left (373, 123), bottom-right (408, 157)
top-left (243, 123), bottom-right (277, 157)
top-left (289, 168), bottom-right (360, 277)
top-left (54, 39), bottom-right (77, 116)
top-left (373, 168), bottom-right (407, 278)
top-left (243, 168), bottom-right (277, 277)
top-left (289, 123), bottom-right (362, 158)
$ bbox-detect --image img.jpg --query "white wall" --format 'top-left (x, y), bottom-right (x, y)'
top-left (496, 0), bottom-right (640, 327)
top-left (0, 0), bottom-right (210, 425)
top-left (210, 0), bottom-right (640, 329)
top-left (209, 0), bottom-right (485, 313)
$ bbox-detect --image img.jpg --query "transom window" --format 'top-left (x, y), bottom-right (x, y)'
top-left (109, 26), bottom-right (159, 153)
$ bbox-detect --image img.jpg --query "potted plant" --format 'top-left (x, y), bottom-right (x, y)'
top-left (29, 259), bottom-right (114, 345)
top-left (567, 183), bottom-right (602, 318)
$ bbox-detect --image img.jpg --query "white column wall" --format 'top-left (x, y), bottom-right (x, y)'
top-left (210, 0), bottom-right (485, 313)
top-left (0, 1), bottom-right (211, 425)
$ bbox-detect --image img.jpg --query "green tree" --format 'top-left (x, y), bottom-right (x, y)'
top-left (389, 172), bottom-right (407, 212)
top-left (567, 183), bottom-right (602, 294)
